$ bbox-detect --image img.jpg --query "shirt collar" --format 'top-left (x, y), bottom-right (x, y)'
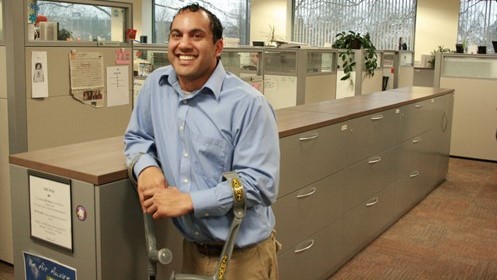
top-left (158, 61), bottom-right (226, 101)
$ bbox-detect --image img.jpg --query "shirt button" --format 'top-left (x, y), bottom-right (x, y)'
top-left (182, 100), bottom-right (187, 104)
top-left (195, 231), bottom-right (199, 236)
top-left (183, 178), bottom-right (189, 184)
top-left (184, 152), bottom-right (189, 157)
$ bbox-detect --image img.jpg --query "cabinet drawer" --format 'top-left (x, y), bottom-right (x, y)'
top-left (347, 108), bottom-right (400, 164)
top-left (274, 174), bottom-right (344, 250)
top-left (279, 122), bottom-right (349, 197)
top-left (394, 171), bottom-right (429, 215)
top-left (278, 219), bottom-right (345, 280)
top-left (274, 147), bottom-right (397, 250)
top-left (339, 146), bottom-right (397, 213)
top-left (397, 131), bottom-right (439, 189)
top-left (397, 133), bottom-right (427, 180)
top-left (399, 98), bottom-right (435, 142)
top-left (340, 183), bottom-right (398, 258)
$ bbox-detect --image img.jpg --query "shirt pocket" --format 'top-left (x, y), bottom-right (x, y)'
top-left (189, 130), bottom-right (229, 188)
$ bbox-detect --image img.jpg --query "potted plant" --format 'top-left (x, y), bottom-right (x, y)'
top-left (332, 31), bottom-right (378, 81)
top-left (428, 45), bottom-right (451, 69)
top-left (58, 28), bottom-right (73, 41)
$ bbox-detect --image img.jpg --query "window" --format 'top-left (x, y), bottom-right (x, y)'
top-left (293, 0), bottom-right (416, 50)
top-left (458, 0), bottom-right (497, 53)
top-left (153, 0), bottom-right (249, 45)
top-left (27, 0), bottom-right (128, 42)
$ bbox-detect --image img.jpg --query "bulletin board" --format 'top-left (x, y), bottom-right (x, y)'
top-left (25, 46), bottom-right (133, 151)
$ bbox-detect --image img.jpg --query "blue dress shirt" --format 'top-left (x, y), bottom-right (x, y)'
top-left (124, 61), bottom-right (280, 247)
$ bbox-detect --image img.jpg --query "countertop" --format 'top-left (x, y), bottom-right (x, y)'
top-left (10, 86), bottom-right (454, 185)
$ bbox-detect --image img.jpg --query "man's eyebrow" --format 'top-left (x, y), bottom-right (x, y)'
top-left (170, 28), bottom-right (206, 34)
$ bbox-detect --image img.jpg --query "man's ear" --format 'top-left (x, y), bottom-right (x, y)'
top-left (215, 39), bottom-right (224, 58)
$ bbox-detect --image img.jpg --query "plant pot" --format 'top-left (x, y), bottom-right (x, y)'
top-left (350, 38), bottom-right (361, 49)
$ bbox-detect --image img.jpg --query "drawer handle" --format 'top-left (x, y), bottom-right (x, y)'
top-left (366, 197), bottom-right (379, 207)
top-left (296, 187), bottom-right (317, 199)
top-left (299, 134), bottom-right (318, 141)
top-left (294, 239), bottom-right (314, 253)
top-left (370, 115), bottom-right (384, 121)
top-left (410, 171), bottom-right (420, 178)
top-left (412, 137), bottom-right (422, 144)
top-left (368, 156), bottom-right (381, 164)
top-left (414, 104), bottom-right (423, 108)
top-left (442, 112), bottom-right (448, 132)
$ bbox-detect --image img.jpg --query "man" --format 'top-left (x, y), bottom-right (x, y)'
top-left (124, 3), bottom-right (280, 279)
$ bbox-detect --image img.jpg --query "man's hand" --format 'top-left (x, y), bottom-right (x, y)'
top-left (142, 187), bottom-right (194, 219)
top-left (137, 166), bottom-right (168, 211)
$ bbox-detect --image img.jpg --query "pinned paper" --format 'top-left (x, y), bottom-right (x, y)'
top-left (31, 51), bottom-right (49, 98)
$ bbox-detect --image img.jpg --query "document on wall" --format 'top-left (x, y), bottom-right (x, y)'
top-left (31, 51), bottom-right (49, 98)
top-left (68, 50), bottom-right (105, 107)
top-left (106, 65), bottom-right (129, 107)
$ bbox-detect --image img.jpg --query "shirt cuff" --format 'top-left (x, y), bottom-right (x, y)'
top-left (133, 153), bottom-right (160, 178)
top-left (190, 181), bottom-right (233, 218)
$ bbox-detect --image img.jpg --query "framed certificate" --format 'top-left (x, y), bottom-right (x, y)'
top-left (28, 170), bottom-right (73, 252)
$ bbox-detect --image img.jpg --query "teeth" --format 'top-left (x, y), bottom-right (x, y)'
top-left (179, 55), bottom-right (195, 61)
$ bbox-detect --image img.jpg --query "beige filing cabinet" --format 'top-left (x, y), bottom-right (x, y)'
top-left (10, 87), bottom-right (453, 280)
top-left (274, 87), bottom-right (453, 279)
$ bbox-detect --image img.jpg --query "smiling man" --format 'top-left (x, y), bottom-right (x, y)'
top-left (124, 3), bottom-right (281, 279)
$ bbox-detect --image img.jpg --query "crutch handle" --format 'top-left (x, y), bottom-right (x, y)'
top-left (144, 213), bottom-right (173, 265)
top-left (127, 154), bottom-right (174, 278)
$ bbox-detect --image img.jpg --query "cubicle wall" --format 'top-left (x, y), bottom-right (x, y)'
top-left (133, 43), bottom-right (169, 106)
top-left (395, 51), bottom-right (414, 88)
top-left (435, 53), bottom-right (497, 161)
top-left (221, 47), bottom-right (264, 94)
top-left (263, 48), bottom-right (337, 110)
top-left (0, 44), bottom-right (13, 263)
top-left (336, 50), bottom-right (384, 98)
top-left (0, 0), bottom-right (134, 264)
top-left (24, 46), bottom-right (133, 151)
top-left (383, 51), bottom-right (415, 91)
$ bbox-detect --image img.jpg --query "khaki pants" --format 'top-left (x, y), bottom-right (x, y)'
top-left (182, 234), bottom-right (280, 279)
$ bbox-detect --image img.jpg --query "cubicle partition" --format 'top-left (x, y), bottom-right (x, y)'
top-left (20, 0), bottom-right (134, 151)
top-left (132, 43), bottom-right (169, 106)
top-left (383, 50), bottom-right (415, 90)
top-left (0, 0), bottom-right (12, 264)
top-left (1, 0), bottom-right (135, 264)
top-left (221, 47), bottom-right (265, 94)
top-left (434, 53), bottom-right (497, 161)
top-left (336, 49), bottom-right (384, 99)
top-left (263, 47), bottom-right (337, 109)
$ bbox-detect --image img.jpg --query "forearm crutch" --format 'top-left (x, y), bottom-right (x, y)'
top-left (128, 159), bottom-right (173, 280)
top-left (170, 171), bottom-right (246, 280)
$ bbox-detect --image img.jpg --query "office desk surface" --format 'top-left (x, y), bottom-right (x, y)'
top-left (10, 86), bottom-right (454, 185)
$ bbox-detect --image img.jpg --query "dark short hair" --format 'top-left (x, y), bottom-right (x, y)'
top-left (170, 3), bottom-right (223, 42)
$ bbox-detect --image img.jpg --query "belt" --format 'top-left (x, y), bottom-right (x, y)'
top-left (193, 235), bottom-right (270, 257)
top-left (194, 242), bottom-right (228, 256)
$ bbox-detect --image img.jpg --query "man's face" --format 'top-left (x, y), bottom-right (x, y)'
top-left (168, 10), bottom-right (223, 91)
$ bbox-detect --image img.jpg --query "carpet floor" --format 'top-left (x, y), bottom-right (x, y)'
top-left (329, 157), bottom-right (497, 280)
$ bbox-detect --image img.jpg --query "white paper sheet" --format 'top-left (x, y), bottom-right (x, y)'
top-left (106, 65), bottom-right (129, 107)
top-left (31, 51), bottom-right (49, 98)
